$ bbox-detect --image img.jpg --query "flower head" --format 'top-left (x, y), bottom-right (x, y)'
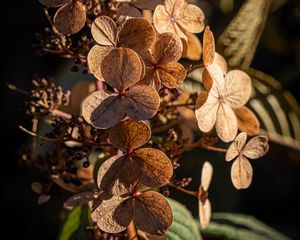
top-left (226, 132), bottom-right (269, 189)
top-left (153, 0), bottom-right (205, 41)
top-left (140, 32), bottom-right (187, 90)
top-left (83, 48), bottom-right (160, 129)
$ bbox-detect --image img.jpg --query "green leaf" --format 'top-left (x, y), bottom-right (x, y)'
top-left (167, 198), bottom-right (202, 240)
top-left (59, 204), bottom-right (91, 240)
top-left (199, 212), bottom-right (291, 240)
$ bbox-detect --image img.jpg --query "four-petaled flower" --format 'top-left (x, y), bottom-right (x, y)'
top-left (140, 32), bottom-right (187, 90)
top-left (153, 0), bottom-right (205, 41)
top-left (226, 132), bottom-right (269, 189)
top-left (82, 48), bottom-right (160, 129)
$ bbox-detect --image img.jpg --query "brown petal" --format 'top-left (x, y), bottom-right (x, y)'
top-left (201, 161), bottom-right (213, 191)
top-left (202, 68), bottom-right (213, 91)
top-left (97, 155), bottom-right (137, 195)
top-left (91, 193), bottom-right (133, 233)
top-left (158, 62), bottom-right (186, 88)
top-left (134, 0), bottom-right (163, 10)
top-left (176, 4), bottom-right (205, 33)
top-left (134, 191), bottom-right (173, 235)
top-left (215, 103), bottom-right (238, 142)
top-left (224, 70), bottom-right (252, 108)
top-left (202, 26), bottom-right (215, 66)
top-left (64, 191), bottom-right (95, 210)
top-left (101, 48), bottom-right (143, 90)
top-left (54, 2), bottom-right (86, 35)
top-left (116, 4), bottom-right (142, 23)
top-left (153, 32), bottom-right (183, 64)
top-left (90, 95), bottom-right (126, 129)
top-left (91, 16), bottom-right (118, 46)
top-left (140, 67), bottom-right (162, 90)
top-left (198, 198), bottom-right (211, 228)
top-left (243, 136), bottom-right (269, 159)
top-left (185, 32), bottom-right (202, 61)
top-left (108, 119), bottom-right (151, 150)
top-left (231, 156), bottom-right (253, 189)
top-left (195, 90), bottom-right (208, 110)
top-left (234, 107), bottom-right (260, 136)
top-left (124, 85), bottom-right (160, 120)
top-left (118, 18), bottom-right (156, 55)
top-left (87, 45), bottom-right (112, 81)
top-left (195, 94), bottom-right (219, 133)
top-left (133, 148), bottom-right (173, 188)
top-left (39, 0), bottom-right (69, 7)
top-left (81, 90), bottom-right (110, 125)
top-left (225, 132), bottom-right (247, 162)
top-left (139, 231), bottom-right (167, 240)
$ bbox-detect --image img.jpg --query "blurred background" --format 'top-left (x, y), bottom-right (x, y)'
top-left (0, 0), bottom-right (300, 239)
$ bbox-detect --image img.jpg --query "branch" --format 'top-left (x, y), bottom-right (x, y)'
top-left (168, 182), bottom-right (198, 197)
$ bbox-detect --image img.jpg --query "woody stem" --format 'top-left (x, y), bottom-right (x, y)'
top-left (127, 222), bottom-right (138, 240)
top-left (187, 63), bottom-right (205, 74)
top-left (168, 182), bottom-right (198, 197)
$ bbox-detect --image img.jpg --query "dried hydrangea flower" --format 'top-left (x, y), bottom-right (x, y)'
top-left (91, 182), bottom-right (173, 235)
top-left (96, 119), bottom-right (173, 194)
top-left (182, 32), bottom-right (202, 61)
top-left (195, 67), bottom-right (252, 142)
top-left (198, 161), bottom-right (213, 228)
top-left (226, 132), bottom-right (269, 189)
top-left (140, 32), bottom-right (186, 90)
top-left (39, 0), bottom-right (86, 34)
top-left (201, 26), bottom-right (260, 136)
top-left (88, 16), bottom-right (155, 80)
top-left (153, 0), bottom-right (205, 41)
top-left (116, 0), bottom-right (163, 22)
top-left (83, 48), bottom-right (160, 129)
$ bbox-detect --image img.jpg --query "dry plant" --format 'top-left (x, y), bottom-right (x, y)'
top-left (14, 0), bottom-right (281, 239)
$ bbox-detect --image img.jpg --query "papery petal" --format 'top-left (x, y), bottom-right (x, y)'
top-left (215, 103), bottom-right (238, 142)
top-left (116, 4), bottom-right (142, 23)
top-left (177, 4), bottom-right (205, 33)
top-left (225, 132), bottom-right (247, 161)
top-left (201, 161), bottom-right (213, 191)
top-left (199, 198), bottom-right (211, 228)
top-left (231, 156), bottom-right (253, 189)
top-left (234, 106), bottom-right (260, 136)
top-left (158, 62), bottom-right (186, 88)
top-left (91, 16), bottom-right (118, 46)
top-left (243, 135), bottom-right (269, 159)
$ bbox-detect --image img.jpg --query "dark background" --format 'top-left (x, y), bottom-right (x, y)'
top-left (0, 0), bottom-right (300, 239)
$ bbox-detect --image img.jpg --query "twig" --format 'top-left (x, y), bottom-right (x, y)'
top-left (127, 222), bottom-right (138, 240)
top-left (187, 63), bottom-right (205, 75)
top-left (6, 83), bottom-right (29, 95)
top-left (168, 182), bottom-right (198, 197)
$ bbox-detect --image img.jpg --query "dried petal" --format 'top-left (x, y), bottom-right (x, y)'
top-left (215, 103), bottom-right (238, 142)
top-left (97, 155), bottom-right (137, 195)
top-left (214, 53), bottom-right (228, 75)
top-left (118, 18), bottom-right (156, 54)
top-left (242, 136), bottom-right (269, 159)
top-left (124, 85), bottom-right (160, 120)
top-left (31, 182), bottom-right (43, 194)
top-left (153, 33), bottom-right (183, 64)
top-left (224, 70), bottom-right (252, 108)
top-left (64, 191), bottom-right (95, 210)
top-left (195, 91), bottom-right (208, 110)
top-left (234, 107), bottom-right (260, 136)
top-left (101, 48), bottom-right (143, 90)
top-left (108, 119), bottom-right (151, 150)
top-left (87, 45), bottom-right (112, 80)
top-left (185, 32), bottom-right (202, 61)
top-left (199, 198), bottom-right (211, 228)
top-left (39, 0), bottom-right (69, 7)
top-left (90, 95), bottom-right (126, 129)
top-left (225, 132), bottom-right (247, 162)
top-left (201, 161), bottom-right (213, 191)
top-left (91, 193), bottom-right (133, 233)
top-left (133, 148), bottom-right (173, 188)
top-left (231, 156), bottom-right (253, 189)
top-left (91, 16), bottom-right (118, 46)
top-left (116, 4), bottom-right (142, 23)
top-left (206, 64), bottom-right (225, 93)
top-left (141, 66), bottom-right (161, 90)
top-left (176, 4), bottom-right (205, 33)
top-left (195, 94), bottom-right (219, 133)
top-left (202, 68), bottom-right (213, 91)
top-left (81, 91), bottom-right (109, 125)
top-left (54, 2), bottom-right (86, 34)
top-left (158, 62), bottom-right (186, 88)
top-left (134, 191), bottom-right (173, 235)
top-left (38, 194), bottom-right (51, 204)
top-left (203, 26), bottom-right (215, 66)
